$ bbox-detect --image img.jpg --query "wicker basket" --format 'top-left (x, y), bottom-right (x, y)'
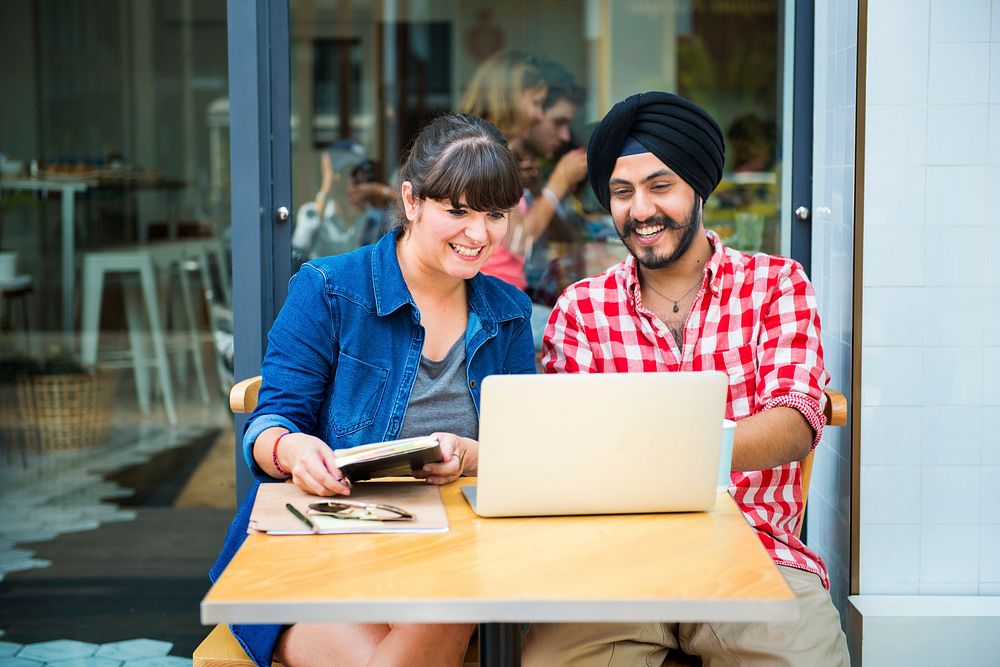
top-left (16, 367), bottom-right (117, 451)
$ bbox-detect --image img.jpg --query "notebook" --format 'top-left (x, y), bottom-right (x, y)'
top-left (249, 481), bottom-right (449, 534)
top-left (463, 371), bottom-right (728, 517)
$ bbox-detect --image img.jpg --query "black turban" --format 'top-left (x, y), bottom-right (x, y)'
top-left (587, 91), bottom-right (725, 211)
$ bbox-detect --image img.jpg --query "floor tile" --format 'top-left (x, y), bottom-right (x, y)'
top-left (40, 658), bottom-right (121, 667)
top-left (0, 658), bottom-right (45, 667)
top-left (120, 658), bottom-right (191, 667)
top-left (0, 644), bottom-right (21, 657)
top-left (94, 640), bottom-right (171, 661)
top-left (18, 641), bottom-right (97, 662)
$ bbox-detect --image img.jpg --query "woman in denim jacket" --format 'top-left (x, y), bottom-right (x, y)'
top-left (211, 113), bottom-right (536, 667)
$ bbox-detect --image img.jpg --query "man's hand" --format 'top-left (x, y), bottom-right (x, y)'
top-left (546, 148), bottom-right (588, 198)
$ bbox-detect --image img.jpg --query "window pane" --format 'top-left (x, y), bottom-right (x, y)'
top-left (0, 0), bottom-right (233, 656)
top-left (289, 0), bottom-right (788, 302)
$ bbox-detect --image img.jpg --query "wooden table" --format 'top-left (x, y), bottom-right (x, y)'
top-left (201, 479), bottom-right (796, 665)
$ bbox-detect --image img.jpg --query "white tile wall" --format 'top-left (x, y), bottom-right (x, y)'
top-left (992, 48), bottom-right (1000, 102)
top-left (922, 347), bottom-right (984, 405)
top-left (810, 0), bottom-right (857, 631)
top-left (987, 166), bottom-right (1000, 225)
top-left (981, 525), bottom-right (1000, 580)
top-left (863, 165), bottom-right (926, 227)
top-left (926, 105), bottom-right (989, 165)
top-left (860, 406), bottom-right (923, 465)
top-left (990, 105), bottom-right (1000, 161)
top-left (919, 524), bottom-right (980, 582)
top-left (921, 406), bottom-right (982, 465)
top-left (863, 347), bottom-right (923, 405)
top-left (984, 409), bottom-right (1000, 463)
top-left (929, 0), bottom-right (991, 42)
top-left (860, 465), bottom-right (921, 523)
top-left (862, 227), bottom-right (924, 286)
top-left (861, 288), bottom-right (922, 346)
top-left (860, 524), bottom-right (920, 586)
top-left (920, 466), bottom-right (981, 524)
top-left (922, 289), bottom-right (983, 346)
top-left (857, 0), bottom-right (999, 603)
top-left (981, 466), bottom-right (1000, 521)
top-left (869, 0), bottom-right (929, 42)
top-left (865, 104), bottom-right (927, 165)
top-left (922, 228), bottom-right (986, 286)
top-left (927, 44), bottom-right (990, 104)
top-left (925, 167), bottom-right (987, 226)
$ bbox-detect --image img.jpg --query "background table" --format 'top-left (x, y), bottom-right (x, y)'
top-left (0, 177), bottom-right (89, 340)
top-left (202, 479), bottom-right (796, 665)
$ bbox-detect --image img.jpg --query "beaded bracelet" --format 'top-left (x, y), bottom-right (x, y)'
top-left (273, 431), bottom-right (292, 478)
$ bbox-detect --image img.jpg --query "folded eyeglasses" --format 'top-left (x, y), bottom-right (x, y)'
top-left (308, 500), bottom-right (414, 521)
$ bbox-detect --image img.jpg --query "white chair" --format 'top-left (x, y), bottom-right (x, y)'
top-left (80, 249), bottom-right (177, 424)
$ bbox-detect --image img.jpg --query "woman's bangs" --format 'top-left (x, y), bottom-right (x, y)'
top-left (421, 142), bottom-right (521, 213)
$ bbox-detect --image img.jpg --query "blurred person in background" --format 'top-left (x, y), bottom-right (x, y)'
top-left (519, 58), bottom-right (589, 292)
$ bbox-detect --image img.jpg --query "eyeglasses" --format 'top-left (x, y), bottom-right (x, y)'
top-left (308, 500), bottom-right (414, 522)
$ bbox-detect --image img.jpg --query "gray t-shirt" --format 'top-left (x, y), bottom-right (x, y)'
top-left (397, 335), bottom-right (479, 440)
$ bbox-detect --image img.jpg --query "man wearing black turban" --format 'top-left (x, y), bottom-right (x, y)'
top-left (530, 92), bottom-right (850, 666)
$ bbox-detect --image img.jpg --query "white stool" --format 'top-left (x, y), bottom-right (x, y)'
top-left (143, 241), bottom-right (217, 406)
top-left (80, 250), bottom-right (177, 424)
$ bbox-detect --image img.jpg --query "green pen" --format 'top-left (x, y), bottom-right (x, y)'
top-left (285, 502), bottom-right (315, 531)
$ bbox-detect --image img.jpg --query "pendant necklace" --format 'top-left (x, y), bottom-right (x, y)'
top-left (642, 276), bottom-right (703, 313)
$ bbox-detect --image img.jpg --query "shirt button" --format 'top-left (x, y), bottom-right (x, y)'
top-left (469, 380), bottom-right (477, 389)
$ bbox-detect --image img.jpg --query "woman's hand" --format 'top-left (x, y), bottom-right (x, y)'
top-left (277, 432), bottom-right (352, 497)
top-left (413, 433), bottom-right (479, 485)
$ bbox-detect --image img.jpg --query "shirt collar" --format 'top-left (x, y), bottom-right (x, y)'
top-left (371, 227), bottom-right (414, 317)
top-left (623, 229), bottom-right (727, 307)
top-left (369, 227), bottom-right (503, 331)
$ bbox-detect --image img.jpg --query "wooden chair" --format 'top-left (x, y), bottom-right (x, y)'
top-left (799, 388), bottom-right (848, 538)
top-left (195, 376), bottom-right (847, 667)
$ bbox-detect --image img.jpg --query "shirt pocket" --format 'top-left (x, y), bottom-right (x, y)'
top-left (710, 344), bottom-right (758, 412)
top-left (329, 352), bottom-right (389, 437)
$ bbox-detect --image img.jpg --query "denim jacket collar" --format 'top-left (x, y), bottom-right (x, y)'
top-left (369, 228), bottom-right (520, 335)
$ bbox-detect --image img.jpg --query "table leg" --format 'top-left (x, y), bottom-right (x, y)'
top-left (60, 186), bottom-right (75, 343)
top-left (479, 623), bottom-right (521, 667)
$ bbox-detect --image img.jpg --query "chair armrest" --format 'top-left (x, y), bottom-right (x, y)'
top-left (230, 375), bottom-right (262, 414)
top-left (823, 388), bottom-right (847, 427)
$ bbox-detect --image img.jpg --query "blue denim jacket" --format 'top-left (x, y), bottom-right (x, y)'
top-left (210, 229), bottom-right (535, 667)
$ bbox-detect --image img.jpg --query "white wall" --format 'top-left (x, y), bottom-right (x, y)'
top-left (842, 0), bottom-right (1000, 662)
top-left (860, 0), bottom-right (999, 598)
top-left (809, 0), bottom-right (858, 627)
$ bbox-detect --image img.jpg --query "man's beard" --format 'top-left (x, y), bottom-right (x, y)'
top-left (617, 197), bottom-right (702, 270)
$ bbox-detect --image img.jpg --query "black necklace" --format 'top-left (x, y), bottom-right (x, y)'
top-left (642, 276), bottom-right (703, 313)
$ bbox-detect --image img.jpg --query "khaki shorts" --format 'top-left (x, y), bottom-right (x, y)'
top-left (522, 565), bottom-right (850, 667)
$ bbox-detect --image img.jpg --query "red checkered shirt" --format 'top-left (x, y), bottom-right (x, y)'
top-left (542, 231), bottom-right (831, 588)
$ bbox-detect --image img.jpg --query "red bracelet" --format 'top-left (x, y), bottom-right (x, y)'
top-left (273, 431), bottom-right (292, 478)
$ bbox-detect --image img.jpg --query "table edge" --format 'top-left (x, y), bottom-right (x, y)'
top-left (201, 597), bottom-right (799, 625)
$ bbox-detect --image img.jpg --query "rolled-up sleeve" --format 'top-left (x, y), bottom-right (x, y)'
top-left (755, 261), bottom-right (829, 448)
top-left (242, 264), bottom-right (339, 480)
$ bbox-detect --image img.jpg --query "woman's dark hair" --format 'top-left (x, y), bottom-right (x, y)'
top-left (396, 113), bottom-right (523, 229)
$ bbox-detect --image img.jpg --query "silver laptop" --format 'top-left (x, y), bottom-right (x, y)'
top-left (462, 372), bottom-right (728, 517)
